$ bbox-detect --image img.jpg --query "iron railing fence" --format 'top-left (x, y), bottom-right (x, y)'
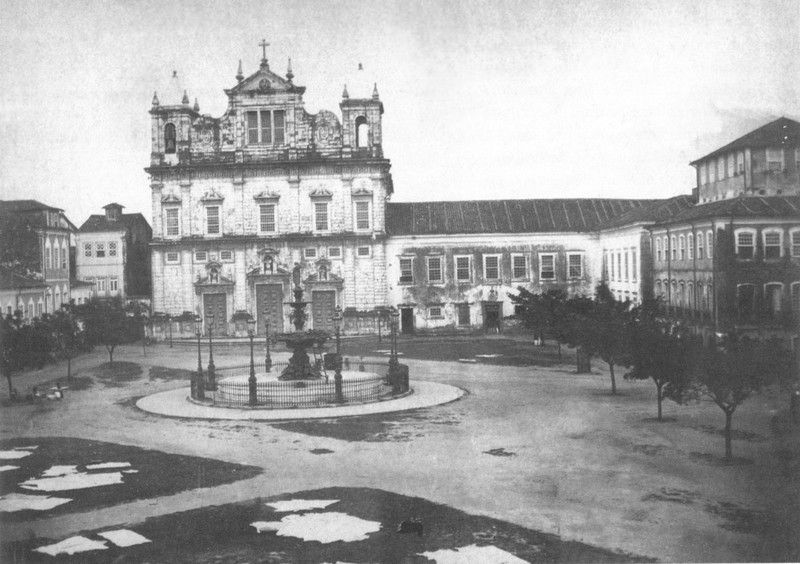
top-left (206, 361), bottom-right (409, 409)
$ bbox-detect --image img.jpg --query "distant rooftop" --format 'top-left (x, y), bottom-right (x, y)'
top-left (690, 117), bottom-right (800, 165)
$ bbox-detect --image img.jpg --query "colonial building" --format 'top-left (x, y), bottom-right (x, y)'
top-left (75, 203), bottom-right (152, 301)
top-left (148, 49), bottom-right (391, 335)
top-left (0, 200), bottom-right (76, 316)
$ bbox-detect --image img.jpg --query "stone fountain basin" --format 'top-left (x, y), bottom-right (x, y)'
top-left (219, 371), bottom-right (378, 384)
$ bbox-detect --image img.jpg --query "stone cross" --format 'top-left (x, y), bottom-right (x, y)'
top-left (259, 39), bottom-right (270, 61)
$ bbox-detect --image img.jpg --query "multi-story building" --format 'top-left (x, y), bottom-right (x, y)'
top-left (0, 200), bottom-right (75, 316)
top-left (75, 203), bottom-right (152, 301)
top-left (148, 50), bottom-right (390, 335)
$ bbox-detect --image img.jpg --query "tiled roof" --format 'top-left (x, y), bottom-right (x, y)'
top-left (78, 213), bottom-right (149, 233)
top-left (386, 199), bottom-right (676, 236)
top-left (601, 195), bottom-right (697, 230)
top-left (0, 267), bottom-right (46, 291)
top-left (654, 195), bottom-right (800, 225)
top-left (690, 117), bottom-right (800, 165)
top-left (0, 199), bottom-right (62, 214)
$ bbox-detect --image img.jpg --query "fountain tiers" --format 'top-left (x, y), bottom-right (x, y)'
top-left (277, 282), bottom-right (330, 381)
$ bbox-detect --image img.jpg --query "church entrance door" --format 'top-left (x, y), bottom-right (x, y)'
top-left (203, 293), bottom-right (227, 335)
top-left (256, 284), bottom-right (284, 336)
top-left (311, 290), bottom-right (336, 332)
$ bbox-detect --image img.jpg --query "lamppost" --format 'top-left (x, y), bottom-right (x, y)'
top-left (389, 307), bottom-right (400, 372)
top-left (247, 317), bottom-right (257, 406)
top-left (206, 312), bottom-right (216, 390)
top-left (141, 313), bottom-right (147, 357)
top-left (193, 314), bottom-right (204, 401)
top-left (263, 313), bottom-right (272, 372)
top-left (166, 313), bottom-right (173, 348)
top-left (332, 306), bottom-right (344, 403)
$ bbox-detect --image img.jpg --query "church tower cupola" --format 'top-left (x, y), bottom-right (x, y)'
top-left (339, 63), bottom-right (383, 156)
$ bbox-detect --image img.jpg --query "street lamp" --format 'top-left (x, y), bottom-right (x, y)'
top-left (263, 312), bottom-right (272, 372)
top-left (206, 312), bottom-right (215, 391)
top-left (193, 314), bottom-right (204, 401)
top-left (247, 317), bottom-right (257, 406)
top-left (332, 306), bottom-right (344, 403)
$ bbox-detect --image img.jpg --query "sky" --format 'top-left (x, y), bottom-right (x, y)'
top-left (1, 0), bottom-right (798, 226)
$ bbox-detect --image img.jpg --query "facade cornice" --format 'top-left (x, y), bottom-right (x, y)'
top-left (151, 232), bottom-right (387, 247)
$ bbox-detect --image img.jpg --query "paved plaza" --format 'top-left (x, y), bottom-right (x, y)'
top-left (1, 341), bottom-right (798, 562)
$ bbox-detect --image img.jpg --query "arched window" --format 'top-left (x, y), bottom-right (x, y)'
top-left (164, 123), bottom-right (177, 154)
top-left (355, 116), bottom-right (369, 148)
top-left (687, 234), bottom-right (693, 260)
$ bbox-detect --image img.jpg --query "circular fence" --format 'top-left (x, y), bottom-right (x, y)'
top-left (201, 361), bottom-right (410, 409)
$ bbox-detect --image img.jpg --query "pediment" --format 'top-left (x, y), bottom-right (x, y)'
top-left (227, 66), bottom-right (304, 96)
top-left (161, 192), bottom-right (182, 204)
top-left (200, 189), bottom-right (224, 203)
top-left (309, 188), bottom-right (333, 200)
top-left (253, 191), bottom-right (280, 202)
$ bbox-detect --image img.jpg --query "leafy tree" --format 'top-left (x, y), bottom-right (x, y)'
top-left (625, 299), bottom-right (693, 420)
top-left (690, 337), bottom-right (793, 459)
top-left (590, 285), bottom-right (634, 394)
top-left (0, 312), bottom-right (24, 396)
top-left (52, 306), bottom-right (81, 381)
top-left (76, 297), bottom-right (128, 363)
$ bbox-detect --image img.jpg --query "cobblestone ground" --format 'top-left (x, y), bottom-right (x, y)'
top-left (1, 342), bottom-right (798, 562)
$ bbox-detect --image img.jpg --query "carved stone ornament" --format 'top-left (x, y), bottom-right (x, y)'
top-left (200, 189), bottom-right (224, 203)
top-left (253, 191), bottom-right (280, 202)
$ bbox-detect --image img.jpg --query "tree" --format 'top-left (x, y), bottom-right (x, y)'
top-left (510, 287), bottom-right (568, 359)
top-left (76, 297), bottom-right (128, 363)
top-left (0, 312), bottom-right (24, 396)
top-left (690, 337), bottom-right (793, 459)
top-left (590, 285), bottom-right (633, 394)
top-left (625, 299), bottom-right (693, 420)
top-left (52, 306), bottom-right (81, 381)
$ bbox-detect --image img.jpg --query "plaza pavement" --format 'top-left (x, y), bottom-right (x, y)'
top-left (1, 343), bottom-right (798, 562)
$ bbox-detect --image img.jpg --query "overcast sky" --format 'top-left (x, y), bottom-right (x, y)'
top-left (1, 0), bottom-right (798, 226)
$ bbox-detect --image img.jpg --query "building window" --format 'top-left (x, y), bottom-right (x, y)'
top-left (568, 253), bottom-right (582, 279)
top-left (687, 234), bottom-right (693, 260)
top-left (357, 246), bottom-right (371, 257)
top-left (699, 164), bottom-right (707, 185)
top-left (706, 231), bottom-right (713, 258)
top-left (427, 257), bottom-right (443, 283)
top-left (792, 230), bottom-right (800, 257)
top-left (97, 278), bottom-right (107, 292)
top-left (539, 253), bottom-right (556, 280)
top-left (206, 206), bottom-right (220, 235)
top-left (399, 257), bottom-right (414, 284)
top-left (726, 154), bottom-right (735, 178)
top-left (165, 208), bottom-right (180, 237)
top-left (96, 243), bottom-right (105, 258)
top-left (314, 202), bottom-right (329, 231)
top-left (61, 248), bottom-right (67, 269)
top-left (165, 251), bottom-right (179, 264)
top-left (616, 252), bottom-right (622, 282)
top-left (511, 254), bottom-right (528, 279)
top-left (428, 306), bottom-right (443, 319)
top-left (45, 247), bottom-right (51, 269)
top-left (763, 230), bottom-right (782, 259)
top-left (631, 248), bottom-right (637, 282)
top-left (220, 250), bottom-right (233, 262)
top-left (623, 251), bottom-right (629, 281)
top-left (108, 242), bottom-right (117, 257)
top-left (355, 201), bottom-right (371, 230)
top-left (327, 246), bottom-right (342, 259)
top-left (304, 248), bottom-right (317, 259)
top-left (764, 283), bottom-right (783, 317)
top-left (355, 116), bottom-right (369, 148)
top-left (246, 110), bottom-right (286, 145)
top-left (483, 255), bottom-right (500, 280)
top-left (670, 236), bottom-right (676, 260)
top-left (735, 230), bottom-right (755, 259)
top-left (195, 251), bottom-right (208, 262)
top-left (678, 235), bottom-right (685, 260)
top-left (737, 284), bottom-right (756, 319)
top-left (84, 243), bottom-right (92, 257)
top-left (708, 161), bottom-right (716, 182)
top-left (259, 204), bottom-right (276, 232)
top-left (455, 256), bottom-right (471, 282)
top-left (766, 147), bottom-right (784, 171)
top-left (717, 157), bottom-right (725, 179)
top-left (697, 233), bottom-right (704, 259)
top-left (109, 278), bottom-right (118, 293)
top-left (737, 152), bottom-right (745, 174)
top-left (655, 239), bottom-right (662, 262)
top-left (791, 282), bottom-right (800, 312)
top-left (164, 123), bottom-right (176, 154)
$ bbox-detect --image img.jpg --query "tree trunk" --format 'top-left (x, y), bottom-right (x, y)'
top-left (609, 362), bottom-right (617, 394)
top-left (107, 346), bottom-right (114, 364)
top-left (67, 356), bottom-right (71, 381)
top-left (4, 371), bottom-right (12, 397)
top-left (656, 382), bottom-right (663, 421)
top-left (724, 410), bottom-right (733, 459)
top-left (557, 342), bottom-right (562, 362)
top-left (576, 347), bottom-right (591, 373)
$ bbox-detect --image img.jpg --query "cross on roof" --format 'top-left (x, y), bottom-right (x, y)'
top-left (259, 39), bottom-right (270, 61)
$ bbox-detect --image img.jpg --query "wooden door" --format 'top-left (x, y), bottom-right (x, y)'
top-left (203, 293), bottom-right (227, 335)
top-left (457, 303), bottom-right (471, 326)
top-left (400, 307), bottom-right (415, 334)
top-left (311, 290), bottom-right (336, 332)
top-left (256, 284), bottom-right (284, 335)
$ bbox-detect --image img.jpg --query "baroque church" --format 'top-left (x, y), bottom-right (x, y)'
top-left (148, 45), bottom-right (800, 341)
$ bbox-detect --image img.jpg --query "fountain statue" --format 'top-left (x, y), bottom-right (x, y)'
top-left (277, 265), bottom-right (329, 380)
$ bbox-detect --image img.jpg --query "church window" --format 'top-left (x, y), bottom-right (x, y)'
top-left (108, 242), bottom-right (117, 257)
top-left (304, 248), bottom-right (317, 259)
top-left (246, 110), bottom-right (286, 145)
top-left (164, 123), bottom-right (176, 154)
top-left (259, 204), bottom-right (276, 232)
top-left (357, 246), bottom-right (371, 257)
top-left (399, 258), bottom-right (414, 284)
top-left (355, 201), bottom-right (370, 230)
top-left (511, 254), bottom-right (528, 279)
top-left (327, 246), bottom-right (342, 259)
top-left (735, 230), bottom-right (755, 259)
top-left (165, 208), bottom-right (180, 237)
top-left (165, 251), bottom-right (179, 264)
top-left (427, 257), bottom-right (443, 283)
top-left (483, 255), bottom-right (500, 280)
top-left (314, 203), bottom-right (329, 231)
top-left (539, 254), bottom-right (555, 280)
top-left (455, 256), bottom-right (471, 282)
top-left (273, 110), bottom-right (285, 144)
top-left (763, 230), bottom-right (782, 259)
top-left (84, 243), bottom-right (92, 258)
top-left (96, 243), bottom-right (105, 258)
top-left (206, 206), bottom-right (220, 235)
top-left (195, 251), bottom-right (208, 262)
top-left (220, 250), bottom-right (233, 262)
top-left (791, 229), bottom-right (800, 257)
top-left (568, 253), bottom-right (583, 279)
top-left (355, 116), bottom-right (369, 148)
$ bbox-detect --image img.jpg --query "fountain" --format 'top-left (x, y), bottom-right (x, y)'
top-left (276, 266), bottom-right (329, 381)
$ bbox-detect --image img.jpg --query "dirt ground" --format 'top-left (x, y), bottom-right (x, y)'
top-left (1, 342), bottom-right (798, 562)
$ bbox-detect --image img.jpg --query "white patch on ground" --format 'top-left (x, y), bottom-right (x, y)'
top-left (0, 493), bottom-right (72, 512)
top-left (0, 450), bottom-right (33, 459)
top-left (85, 462), bottom-right (131, 470)
top-left (267, 499), bottom-right (339, 512)
top-left (20, 471), bottom-right (124, 492)
top-left (419, 544), bottom-right (528, 563)
top-left (266, 512), bottom-right (381, 543)
top-left (0, 465), bottom-right (19, 472)
top-left (34, 536), bottom-right (108, 556)
top-left (97, 529), bottom-right (151, 547)
top-left (475, 354), bottom-right (503, 358)
top-left (16, 445), bottom-right (38, 450)
top-left (122, 469), bottom-right (139, 474)
top-left (458, 358), bottom-right (478, 363)
top-left (251, 521), bottom-right (282, 533)
top-left (372, 349), bottom-right (392, 354)
top-left (42, 465), bottom-right (79, 477)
